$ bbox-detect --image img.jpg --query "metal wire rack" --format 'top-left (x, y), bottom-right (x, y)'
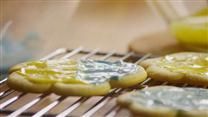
top-left (0, 47), bottom-right (206, 117)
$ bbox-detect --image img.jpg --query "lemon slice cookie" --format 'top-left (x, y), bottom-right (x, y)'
top-left (140, 52), bottom-right (208, 86)
top-left (118, 86), bottom-right (208, 117)
top-left (8, 59), bottom-right (147, 96)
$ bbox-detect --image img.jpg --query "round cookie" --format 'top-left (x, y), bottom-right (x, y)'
top-left (140, 52), bottom-right (208, 86)
top-left (117, 86), bottom-right (208, 117)
top-left (8, 59), bottom-right (147, 96)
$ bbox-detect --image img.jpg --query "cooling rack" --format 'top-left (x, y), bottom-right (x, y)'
top-left (1, 47), bottom-right (206, 117)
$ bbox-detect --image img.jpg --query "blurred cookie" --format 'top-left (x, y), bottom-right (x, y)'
top-left (117, 86), bottom-right (208, 117)
top-left (140, 52), bottom-right (208, 86)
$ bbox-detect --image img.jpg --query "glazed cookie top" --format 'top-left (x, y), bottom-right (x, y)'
top-left (126, 86), bottom-right (208, 110)
top-left (158, 53), bottom-right (208, 76)
top-left (77, 60), bottom-right (138, 84)
top-left (12, 59), bottom-right (139, 84)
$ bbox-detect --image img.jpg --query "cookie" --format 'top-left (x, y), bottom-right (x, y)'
top-left (140, 52), bottom-right (208, 86)
top-left (117, 86), bottom-right (208, 117)
top-left (8, 59), bottom-right (147, 96)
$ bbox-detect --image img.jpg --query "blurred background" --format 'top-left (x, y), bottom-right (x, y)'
top-left (1, 0), bottom-right (166, 53)
top-left (0, 0), bottom-right (207, 76)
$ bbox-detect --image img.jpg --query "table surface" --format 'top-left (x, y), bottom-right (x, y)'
top-left (1, 0), bottom-right (167, 57)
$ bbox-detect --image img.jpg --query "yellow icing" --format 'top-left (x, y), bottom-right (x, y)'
top-left (17, 59), bottom-right (82, 83)
top-left (160, 54), bottom-right (208, 76)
